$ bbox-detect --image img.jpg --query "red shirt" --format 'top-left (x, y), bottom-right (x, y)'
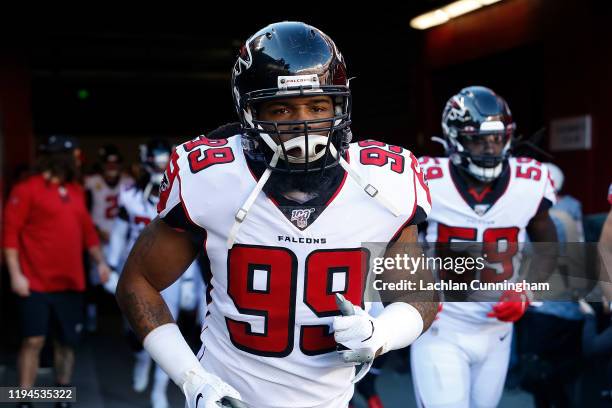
top-left (3, 175), bottom-right (100, 292)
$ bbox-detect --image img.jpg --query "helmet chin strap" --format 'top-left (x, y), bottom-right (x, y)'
top-left (226, 141), bottom-right (402, 249)
top-left (431, 136), bottom-right (449, 152)
top-left (227, 151), bottom-right (280, 249)
top-left (330, 144), bottom-right (400, 217)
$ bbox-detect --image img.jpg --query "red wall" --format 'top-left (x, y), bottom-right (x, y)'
top-left (0, 54), bottom-right (35, 189)
top-left (0, 54), bottom-right (35, 254)
top-left (418, 0), bottom-right (612, 213)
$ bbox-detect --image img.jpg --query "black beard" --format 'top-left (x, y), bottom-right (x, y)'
top-left (43, 152), bottom-right (78, 183)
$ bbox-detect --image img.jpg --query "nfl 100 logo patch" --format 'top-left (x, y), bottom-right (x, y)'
top-left (290, 208), bottom-right (316, 228)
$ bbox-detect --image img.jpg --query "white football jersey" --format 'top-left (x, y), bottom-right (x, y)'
top-left (419, 156), bottom-right (556, 326)
top-left (84, 174), bottom-right (133, 235)
top-left (119, 187), bottom-right (158, 252)
top-left (158, 135), bottom-right (430, 408)
top-left (105, 186), bottom-right (159, 271)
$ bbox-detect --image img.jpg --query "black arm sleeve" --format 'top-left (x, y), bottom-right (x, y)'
top-left (159, 204), bottom-right (206, 250)
top-left (536, 198), bottom-right (553, 214)
top-left (410, 206), bottom-right (428, 227)
top-left (388, 206), bottom-right (428, 244)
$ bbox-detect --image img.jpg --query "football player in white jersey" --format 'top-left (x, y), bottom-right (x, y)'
top-left (411, 86), bottom-right (558, 408)
top-left (85, 145), bottom-right (133, 248)
top-left (105, 140), bottom-right (175, 282)
top-left (105, 140), bottom-right (204, 408)
top-left (115, 22), bottom-right (437, 408)
top-left (83, 145), bottom-right (133, 331)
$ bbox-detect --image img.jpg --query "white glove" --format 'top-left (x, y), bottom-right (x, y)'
top-left (578, 299), bottom-right (595, 316)
top-left (333, 294), bottom-right (424, 378)
top-left (102, 271), bottom-right (120, 294)
top-left (183, 368), bottom-right (245, 408)
top-left (333, 294), bottom-right (389, 364)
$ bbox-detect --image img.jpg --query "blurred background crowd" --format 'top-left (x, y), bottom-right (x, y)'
top-left (1, 1), bottom-right (612, 407)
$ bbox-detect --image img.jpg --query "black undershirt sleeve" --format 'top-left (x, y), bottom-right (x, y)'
top-left (409, 206), bottom-right (428, 227)
top-left (159, 204), bottom-right (206, 250)
top-left (536, 197), bottom-right (553, 214)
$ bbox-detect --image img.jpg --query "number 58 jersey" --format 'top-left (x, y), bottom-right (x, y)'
top-left (418, 156), bottom-right (556, 326)
top-left (158, 135), bottom-right (430, 408)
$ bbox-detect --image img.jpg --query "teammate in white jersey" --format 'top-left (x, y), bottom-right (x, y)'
top-left (411, 86), bottom-right (558, 408)
top-left (83, 145), bottom-right (133, 331)
top-left (116, 22), bottom-right (437, 408)
top-left (105, 140), bottom-right (204, 408)
top-left (85, 145), bottom-right (133, 249)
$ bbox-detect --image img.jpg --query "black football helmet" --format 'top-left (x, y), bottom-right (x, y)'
top-left (441, 86), bottom-right (515, 182)
top-left (139, 139), bottom-right (171, 186)
top-left (231, 21), bottom-right (352, 173)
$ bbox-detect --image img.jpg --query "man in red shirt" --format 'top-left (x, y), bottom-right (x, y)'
top-left (3, 136), bottom-right (111, 406)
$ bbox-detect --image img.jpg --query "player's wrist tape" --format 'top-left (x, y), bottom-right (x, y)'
top-left (377, 303), bottom-right (423, 353)
top-left (142, 323), bottom-right (204, 388)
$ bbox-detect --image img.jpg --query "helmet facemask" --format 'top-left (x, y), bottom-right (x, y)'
top-left (448, 124), bottom-right (512, 182)
top-left (238, 87), bottom-right (352, 174)
top-left (139, 142), bottom-right (171, 201)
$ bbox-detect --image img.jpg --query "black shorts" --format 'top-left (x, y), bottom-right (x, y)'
top-left (18, 291), bottom-right (84, 347)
